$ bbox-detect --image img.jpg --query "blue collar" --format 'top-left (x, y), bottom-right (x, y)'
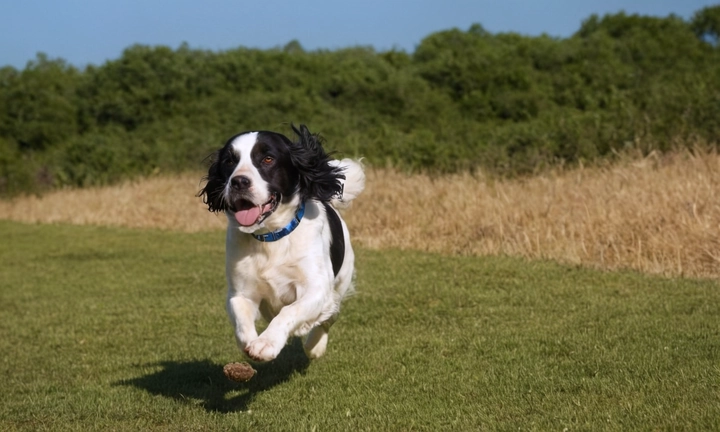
top-left (251, 201), bottom-right (305, 242)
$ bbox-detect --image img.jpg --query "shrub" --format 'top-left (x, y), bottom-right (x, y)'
top-left (1, 7), bottom-right (719, 195)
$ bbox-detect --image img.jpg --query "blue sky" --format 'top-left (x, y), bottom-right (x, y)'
top-left (2, 0), bottom-right (716, 69)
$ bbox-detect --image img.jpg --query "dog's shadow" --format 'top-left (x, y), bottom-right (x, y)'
top-left (117, 339), bottom-right (310, 413)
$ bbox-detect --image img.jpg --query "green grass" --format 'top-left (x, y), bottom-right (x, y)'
top-left (0, 220), bottom-right (718, 431)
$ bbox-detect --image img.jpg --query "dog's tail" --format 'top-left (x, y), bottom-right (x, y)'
top-left (330, 158), bottom-right (365, 210)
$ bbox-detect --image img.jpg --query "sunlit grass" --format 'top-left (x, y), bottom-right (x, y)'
top-left (1, 221), bottom-right (718, 430)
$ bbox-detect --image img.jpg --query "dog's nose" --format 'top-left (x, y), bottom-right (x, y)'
top-left (231, 175), bottom-right (251, 189)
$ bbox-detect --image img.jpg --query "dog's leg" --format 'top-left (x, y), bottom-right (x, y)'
top-left (245, 288), bottom-right (327, 362)
top-left (303, 321), bottom-right (333, 359)
top-left (226, 293), bottom-right (259, 353)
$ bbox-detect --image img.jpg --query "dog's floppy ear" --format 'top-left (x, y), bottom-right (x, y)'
top-left (288, 124), bottom-right (345, 202)
top-left (198, 150), bottom-right (228, 213)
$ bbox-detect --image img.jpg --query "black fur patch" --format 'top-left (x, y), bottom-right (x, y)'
top-left (323, 202), bottom-right (345, 277)
top-left (288, 124), bottom-right (345, 203)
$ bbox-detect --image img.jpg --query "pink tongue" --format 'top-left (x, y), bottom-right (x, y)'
top-left (235, 206), bottom-right (261, 226)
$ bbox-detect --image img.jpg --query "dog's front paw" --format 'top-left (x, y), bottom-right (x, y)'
top-left (244, 337), bottom-right (282, 362)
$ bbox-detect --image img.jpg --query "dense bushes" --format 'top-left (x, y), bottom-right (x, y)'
top-left (1, 7), bottom-right (719, 195)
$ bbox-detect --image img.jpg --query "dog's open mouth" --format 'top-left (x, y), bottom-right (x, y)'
top-left (233, 193), bottom-right (279, 227)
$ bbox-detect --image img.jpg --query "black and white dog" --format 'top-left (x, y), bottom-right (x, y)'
top-left (199, 125), bottom-right (364, 362)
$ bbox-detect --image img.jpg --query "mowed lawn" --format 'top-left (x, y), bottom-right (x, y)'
top-left (1, 220), bottom-right (718, 431)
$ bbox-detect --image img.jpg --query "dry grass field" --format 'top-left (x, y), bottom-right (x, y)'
top-left (2, 149), bottom-right (719, 278)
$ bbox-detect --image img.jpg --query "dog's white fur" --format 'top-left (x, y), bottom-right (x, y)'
top-left (216, 133), bottom-right (365, 362)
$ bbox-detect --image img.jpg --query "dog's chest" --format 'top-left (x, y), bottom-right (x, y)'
top-left (231, 246), bottom-right (303, 305)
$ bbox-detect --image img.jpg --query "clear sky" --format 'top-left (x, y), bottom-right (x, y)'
top-left (1, 0), bottom-right (716, 69)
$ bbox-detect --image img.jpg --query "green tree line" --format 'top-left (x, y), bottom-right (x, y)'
top-left (1, 7), bottom-right (719, 195)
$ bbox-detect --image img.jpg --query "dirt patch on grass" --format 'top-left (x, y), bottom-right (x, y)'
top-left (2, 150), bottom-right (719, 278)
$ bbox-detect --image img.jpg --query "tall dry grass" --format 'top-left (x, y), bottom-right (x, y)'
top-left (347, 150), bottom-right (720, 278)
top-left (2, 150), bottom-right (719, 278)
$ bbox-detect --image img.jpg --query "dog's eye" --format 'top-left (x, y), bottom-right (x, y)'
top-left (223, 153), bottom-right (238, 166)
top-left (262, 156), bottom-right (274, 165)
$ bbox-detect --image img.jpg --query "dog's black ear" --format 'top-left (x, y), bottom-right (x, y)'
top-left (197, 150), bottom-right (228, 213)
top-left (288, 124), bottom-right (345, 202)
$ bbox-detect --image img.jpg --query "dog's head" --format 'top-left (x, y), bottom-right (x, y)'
top-left (199, 124), bottom-right (345, 232)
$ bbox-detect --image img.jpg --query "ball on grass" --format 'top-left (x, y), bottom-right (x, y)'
top-left (223, 362), bottom-right (256, 382)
